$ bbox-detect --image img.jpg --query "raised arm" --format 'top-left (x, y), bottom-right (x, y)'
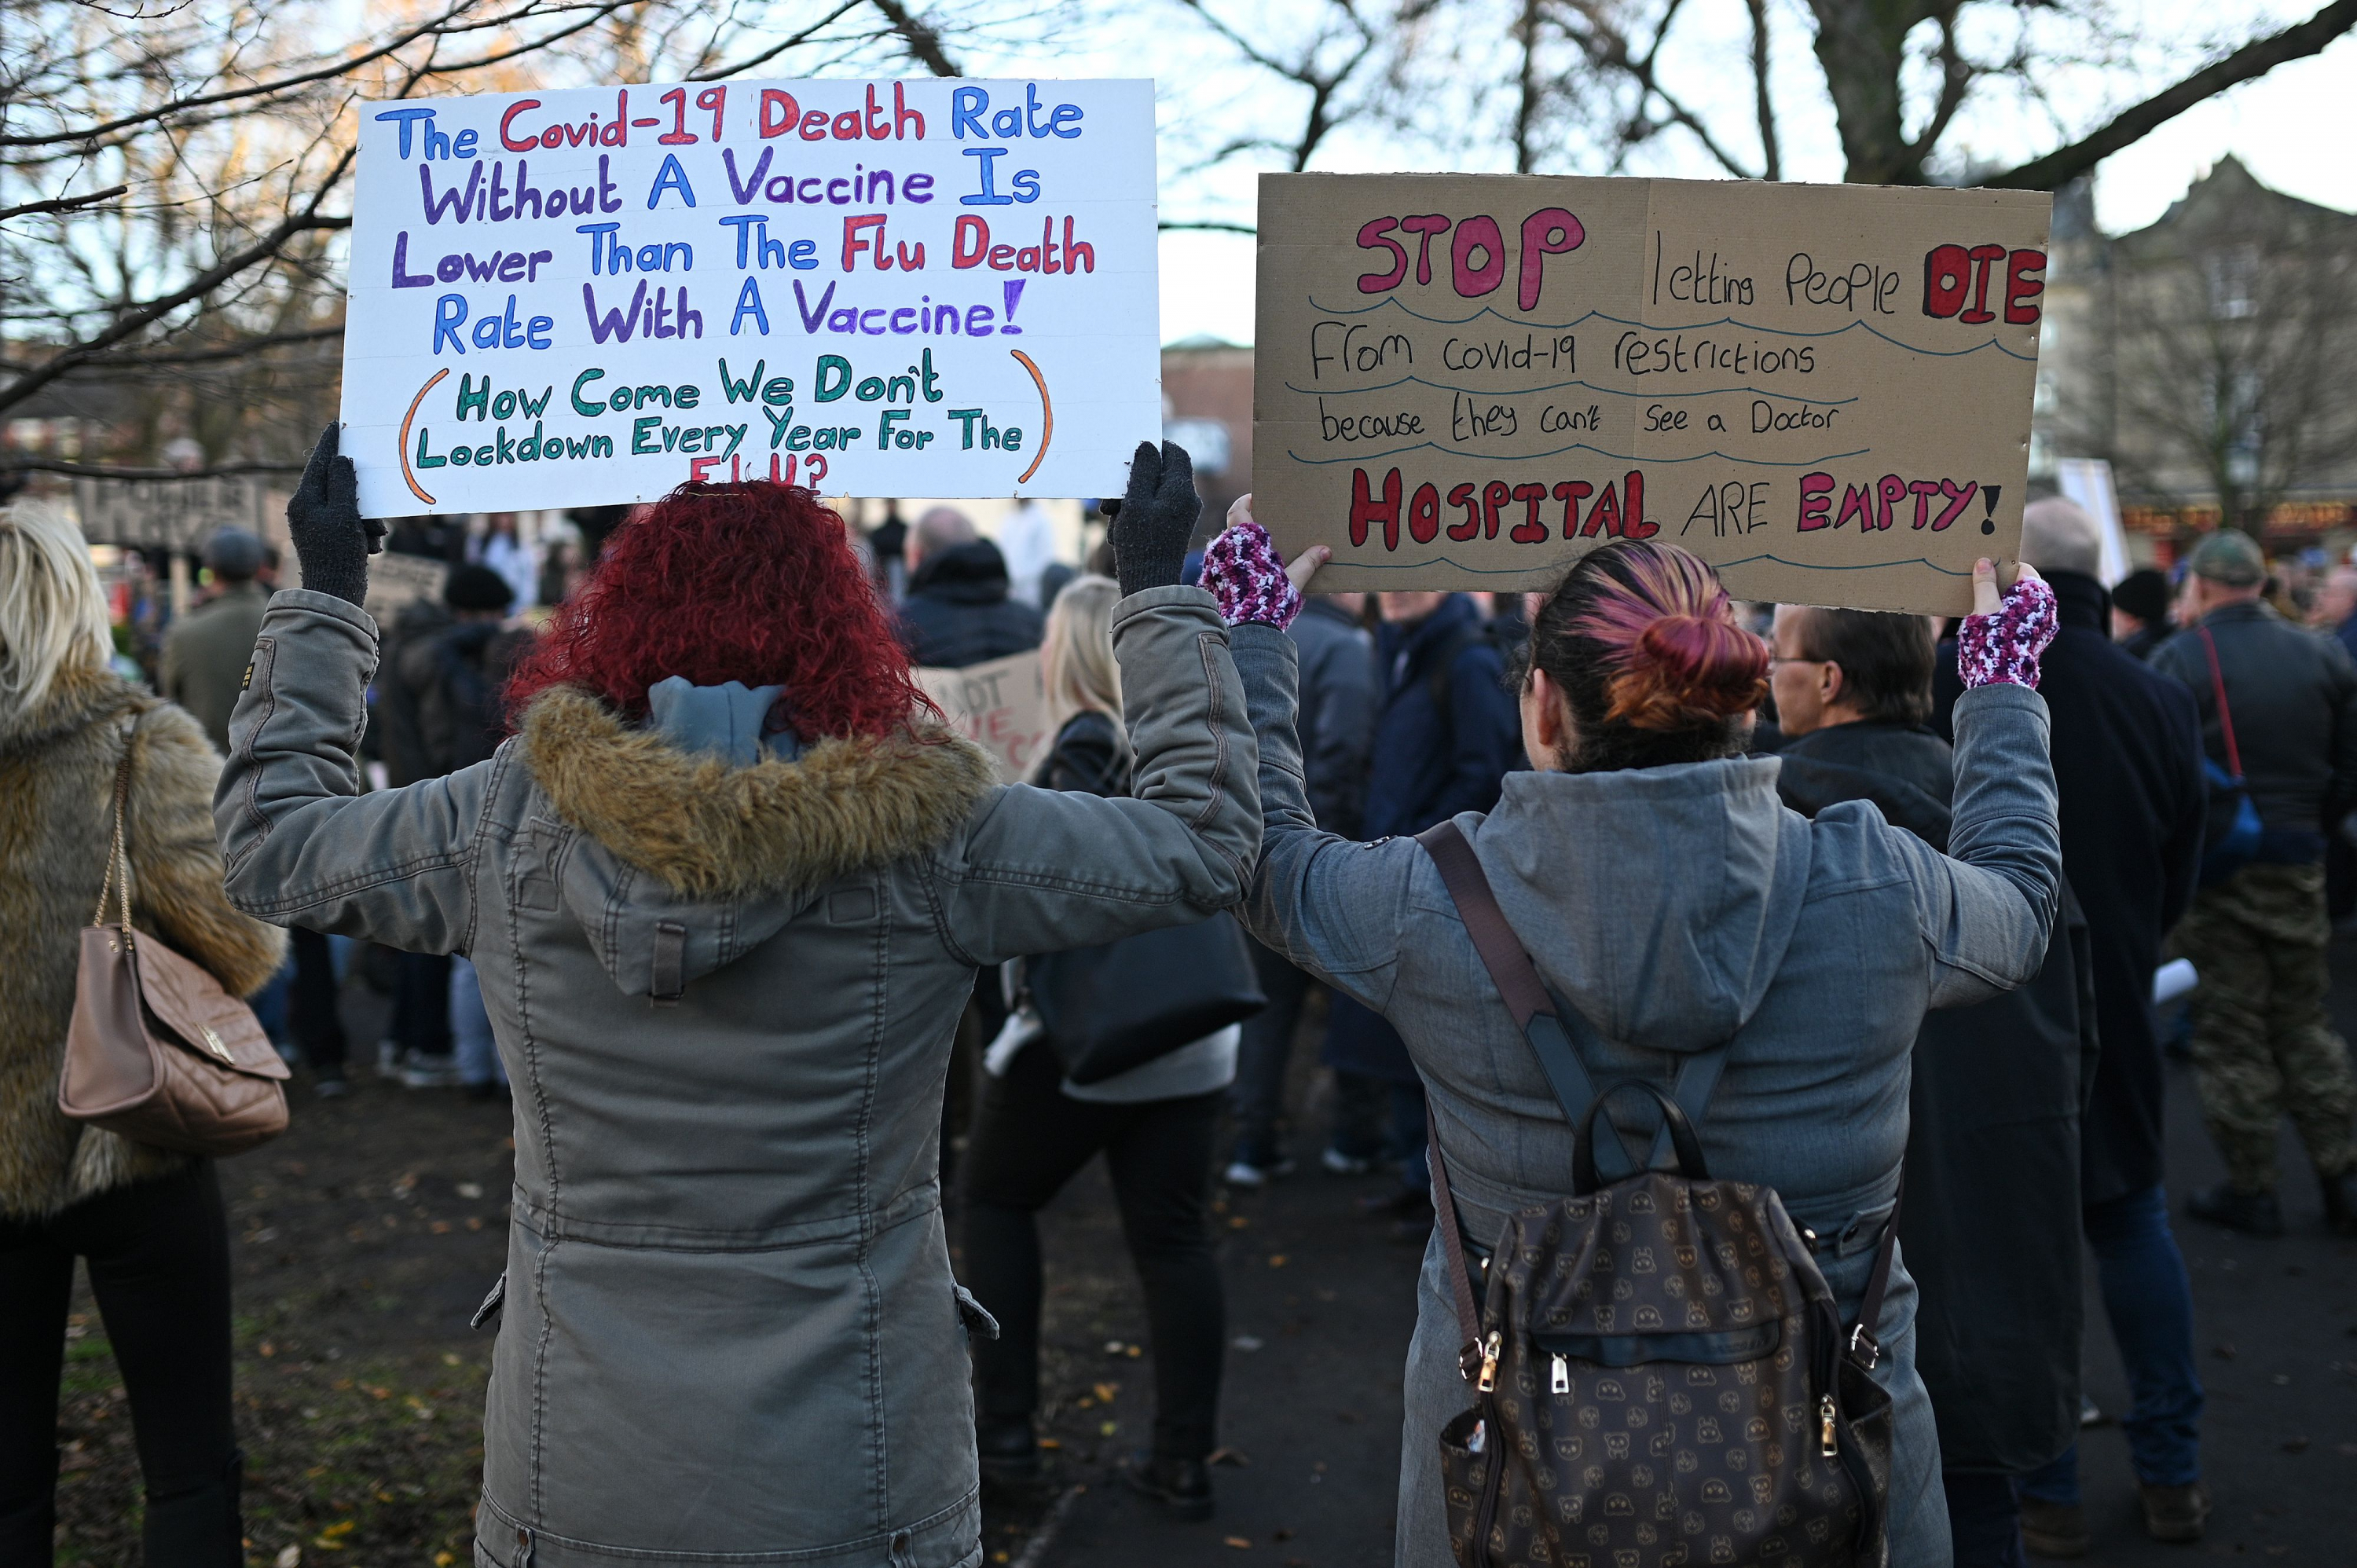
top-left (933, 587), bottom-right (1260, 965)
top-left (1197, 515), bottom-right (1417, 1013)
top-left (1908, 562), bottom-right (2066, 1006)
top-left (930, 441), bottom-right (1261, 965)
top-left (215, 590), bottom-right (492, 953)
top-left (212, 426), bottom-right (485, 953)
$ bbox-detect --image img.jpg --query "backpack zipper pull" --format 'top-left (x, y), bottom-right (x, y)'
top-left (1818, 1394), bottom-right (1839, 1457)
top-left (1550, 1353), bottom-right (1570, 1395)
top-left (1476, 1331), bottom-right (1502, 1393)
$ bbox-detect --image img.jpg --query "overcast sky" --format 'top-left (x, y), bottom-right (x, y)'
top-left (1110, 2), bottom-right (2355, 346)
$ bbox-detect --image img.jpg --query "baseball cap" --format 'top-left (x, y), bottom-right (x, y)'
top-left (2185, 529), bottom-right (2265, 588)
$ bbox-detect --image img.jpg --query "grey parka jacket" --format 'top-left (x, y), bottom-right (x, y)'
top-left (214, 585), bottom-right (1258, 1568)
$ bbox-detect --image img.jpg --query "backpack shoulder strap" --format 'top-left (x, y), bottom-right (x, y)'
top-left (1416, 819), bottom-right (1602, 1126)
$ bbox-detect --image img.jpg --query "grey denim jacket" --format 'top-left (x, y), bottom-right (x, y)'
top-left (215, 585), bottom-right (1258, 1568)
top-left (1226, 623), bottom-right (2061, 1568)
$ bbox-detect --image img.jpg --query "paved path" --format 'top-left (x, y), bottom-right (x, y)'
top-left (1025, 952), bottom-right (2357, 1566)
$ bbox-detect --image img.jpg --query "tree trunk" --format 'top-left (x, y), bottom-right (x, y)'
top-left (1805, 0), bottom-right (1931, 184)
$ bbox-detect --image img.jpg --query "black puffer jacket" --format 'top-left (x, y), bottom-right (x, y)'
top-left (1776, 718), bottom-right (2095, 1475)
top-left (897, 540), bottom-right (1044, 670)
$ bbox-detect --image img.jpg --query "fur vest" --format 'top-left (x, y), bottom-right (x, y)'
top-left (0, 665), bottom-right (286, 1218)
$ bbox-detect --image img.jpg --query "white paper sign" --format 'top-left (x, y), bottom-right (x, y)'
top-left (339, 79), bottom-right (1160, 516)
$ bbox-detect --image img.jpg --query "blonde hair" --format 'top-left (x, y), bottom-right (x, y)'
top-left (0, 500), bottom-right (112, 730)
top-left (1039, 574), bottom-right (1125, 738)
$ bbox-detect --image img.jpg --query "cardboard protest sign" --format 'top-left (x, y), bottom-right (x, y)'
top-left (917, 650), bottom-right (1051, 782)
top-left (359, 551), bottom-right (450, 623)
top-left (73, 474), bottom-right (276, 551)
top-left (340, 79), bottom-right (1159, 517)
top-left (1254, 174), bottom-right (2051, 614)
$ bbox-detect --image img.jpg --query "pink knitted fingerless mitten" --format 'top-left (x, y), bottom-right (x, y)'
top-left (1199, 521), bottom-right (1302, 629)
top-left (1957, 576), bottom-right (2059, 691)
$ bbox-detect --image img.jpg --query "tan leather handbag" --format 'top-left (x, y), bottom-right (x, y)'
top-left (58, 720), bottom-right (289, 1156)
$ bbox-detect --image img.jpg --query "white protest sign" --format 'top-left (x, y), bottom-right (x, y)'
top-left (339, 79), bottom-right (1159, 516)
top-left (916, 650), bottom-right (1052, 783)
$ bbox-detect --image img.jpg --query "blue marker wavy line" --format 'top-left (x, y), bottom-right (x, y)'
top-left (1285, 372), bottom-right (1860, 407)
top-left (1303, 296), bottom-right (2036, 360)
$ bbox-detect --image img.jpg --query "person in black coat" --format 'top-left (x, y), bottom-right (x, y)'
top-left (1934, 498), bottom-right (2213, 1553)
top-left (1321, 591), bottom-right (1520, 1216)
top-left (1775, 603), bottom-right (2095, 1568)
top-left (896, 507), bottom-right (1045, 669)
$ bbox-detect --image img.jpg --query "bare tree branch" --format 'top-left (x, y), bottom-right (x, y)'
top-left (868, 0), bottom-right (960, 76)
top-left (0, 183), bottom-right (129, 222)
top-left (691, 0), bottom-right (867, 79)
top-left (1989, 0), bottom-right (2357, 190)
top-left (1743, 0), bottom-right (1778, 182)
top-left (0, 147), bottom-right (355, 417)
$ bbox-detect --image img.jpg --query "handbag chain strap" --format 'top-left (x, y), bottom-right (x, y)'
top-left (90, 717), bottom-right (137, 943)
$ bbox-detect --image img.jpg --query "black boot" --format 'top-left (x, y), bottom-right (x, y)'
top-left (1122, 1452), bottom-right (1213, 1521)
top-left (977, 1418), bottom-right (1041, 1486)
top-left (141, 1449), bottom-right (243, 1568)
top-left (2187, 1182), bottom-right (2282, 1237)
top-left (2322, 1169), bottom-right (2357, 1237)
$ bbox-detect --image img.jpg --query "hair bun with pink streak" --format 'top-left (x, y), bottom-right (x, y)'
top-left (1534, 540), bottom-right (1770, 771)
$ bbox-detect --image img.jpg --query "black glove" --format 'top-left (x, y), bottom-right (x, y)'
top-left (1109, 439), bottom-right (1199, 597)
top-left (285, 423), bottom-right (383, 606)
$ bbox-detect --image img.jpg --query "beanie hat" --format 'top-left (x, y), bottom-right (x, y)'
top-left (2111, 567), bottom-right (2171, 624)
top-left (203, 526), bottom-right (265, 581)
top-left (445, 562), bottom-right (516, 613)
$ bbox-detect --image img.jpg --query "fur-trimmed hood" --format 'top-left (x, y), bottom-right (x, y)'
top-left (512, 685), bottom-right (997, 996)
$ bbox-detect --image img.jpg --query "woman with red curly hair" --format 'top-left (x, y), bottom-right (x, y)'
top-left (1197, 513), bottom-right (2063, 1568)
top-left (212, 429), bottom-right (1264, 1568)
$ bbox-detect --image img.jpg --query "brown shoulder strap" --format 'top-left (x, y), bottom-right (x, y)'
top-left (1414, 820), bottom-right (1557, 1028)
top-left (1424, 1101), bottom-right (1486, 1378)
top-left (1416, 819), bottom-right (1567, 1376)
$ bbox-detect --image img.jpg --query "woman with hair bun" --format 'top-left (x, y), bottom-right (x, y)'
top-left (212, 429), bottom-right (1263, 1568)
top-left (1197, 514), bottom-right (2062, 1567)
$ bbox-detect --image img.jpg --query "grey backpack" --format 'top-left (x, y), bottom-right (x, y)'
top-left (1417, 822), bottom-right (1897, 1568)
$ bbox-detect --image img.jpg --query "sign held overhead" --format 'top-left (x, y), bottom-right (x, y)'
top-left (1253, 174), bottom-right (2051, 614)
top-left (339, 79), bottom-right (1161, 517)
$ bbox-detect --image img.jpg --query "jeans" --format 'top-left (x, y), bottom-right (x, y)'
top-left (288, 926), bottom-right (348, 1072)
top-left (1331, 1072), bottom-right (1430, 1190)
top-left (2018, 1184), bottom-right (2203, 1503)
top-left (962, 1040), bottom-right (1226, 1460)
top-left (449, 956), bottom-right (507, 1087)
top-left (1943, 1471), bottom-right (2027, 1568)
top-left (1230, 939), bottom-right (1314, 1164)
top-left (0, 1165), bottom-right (243, 1566)
top-left (248, 953), bottom-right (293, 1046)
top-left (390, 950), bottom-right (453, 1059)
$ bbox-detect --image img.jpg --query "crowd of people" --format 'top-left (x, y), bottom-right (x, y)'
top-left (2, 434), bottom-right (2355, 1568)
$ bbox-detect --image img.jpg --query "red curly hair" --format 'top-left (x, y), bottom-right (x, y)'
top-left (504, 482), bottom-right (926, 740)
